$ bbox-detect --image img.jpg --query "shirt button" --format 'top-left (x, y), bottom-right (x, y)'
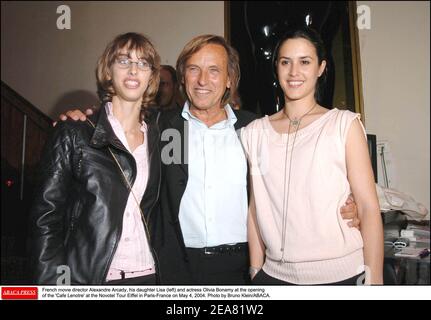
top-left (126, 212), bottom-right (131, 218)
top-left (124, 237), bottom-right (130, 242)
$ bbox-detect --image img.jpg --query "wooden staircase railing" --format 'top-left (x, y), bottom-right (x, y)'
top-left (1, 80), bottom-right (53, 284)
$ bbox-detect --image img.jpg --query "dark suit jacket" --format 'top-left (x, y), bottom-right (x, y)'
top-left (153, 107), bottom-right (257, 284)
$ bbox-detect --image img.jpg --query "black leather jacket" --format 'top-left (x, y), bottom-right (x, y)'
top-left (29, 107), bottom-right (161, 284)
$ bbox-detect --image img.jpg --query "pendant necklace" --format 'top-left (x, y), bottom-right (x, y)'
top-left (279, 102), bottom-right (317, 264)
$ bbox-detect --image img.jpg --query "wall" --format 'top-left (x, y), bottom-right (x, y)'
top-left (1, 1), bottom-right (224, 118)
top-left (357, 1), bottom-right (430, 212)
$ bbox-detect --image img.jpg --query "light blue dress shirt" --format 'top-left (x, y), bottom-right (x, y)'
top-left (179, 102), bottom-right (248, 248)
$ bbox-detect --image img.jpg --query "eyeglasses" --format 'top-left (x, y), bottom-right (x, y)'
top-left (115, 57), bottom-right (152, 71)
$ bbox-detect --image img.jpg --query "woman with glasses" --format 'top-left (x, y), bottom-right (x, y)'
top-left (29, 32), bottom-right (162, 285)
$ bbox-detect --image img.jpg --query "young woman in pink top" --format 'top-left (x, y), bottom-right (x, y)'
top-left (241, 26), bottom-right (384, 285)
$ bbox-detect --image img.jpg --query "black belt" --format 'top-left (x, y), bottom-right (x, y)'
top-left (187, 242), bottom-right (248, 255)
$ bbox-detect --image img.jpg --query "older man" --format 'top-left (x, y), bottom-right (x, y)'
top-left (156, 35), bottom-right (256, 285)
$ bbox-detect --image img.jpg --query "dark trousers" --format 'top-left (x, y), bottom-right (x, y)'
top-left (185, 247), bottom-right (250, 285)
top-left (105, 273), bottom-right (157, 285)
top-left (252, 269), bottom-right (366, 285)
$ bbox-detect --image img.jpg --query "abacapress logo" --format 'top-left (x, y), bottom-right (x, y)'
top-left (1, 287), bottom-right (38, 300)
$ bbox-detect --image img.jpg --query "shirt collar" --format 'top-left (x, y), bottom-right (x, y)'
top-left (105, 102), bottom-right (147, 132)
top-left (181, 101), bottom-right (237, 127)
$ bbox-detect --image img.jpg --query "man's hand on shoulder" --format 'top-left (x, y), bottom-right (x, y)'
top-left (53, 107), bottom-right (95, 127)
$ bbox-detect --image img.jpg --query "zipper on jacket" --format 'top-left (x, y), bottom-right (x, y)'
top-left (144, 141), bottom-right (162, 283)
top-left (106, 137), bottom-right (162, 284)
top-left (88, 117), bottom-right (162, 284)
top-left (141, 112), bottom-right (163, 282)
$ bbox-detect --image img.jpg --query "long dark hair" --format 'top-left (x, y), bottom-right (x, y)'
top-left (272, 26), bottom-right (328, 104)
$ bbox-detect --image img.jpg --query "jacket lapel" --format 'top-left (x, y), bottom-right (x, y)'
top-left (167, 112), bottom-right (188, 177)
